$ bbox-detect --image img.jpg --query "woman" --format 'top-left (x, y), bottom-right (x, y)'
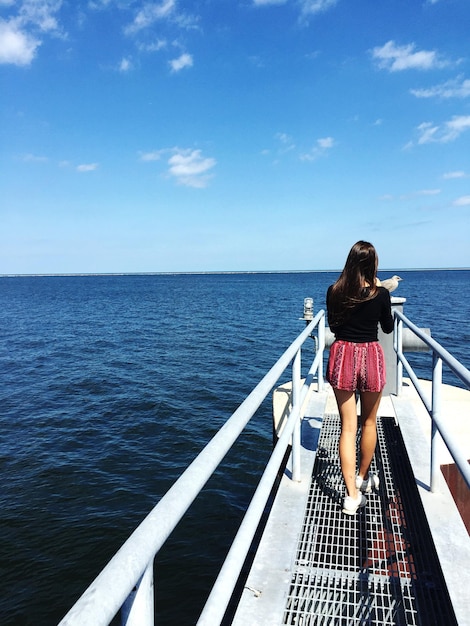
top-left (326, 241), bottom-right (394, 515)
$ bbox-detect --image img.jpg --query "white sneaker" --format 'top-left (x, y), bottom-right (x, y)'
top-left (342, 493), bottom-right (367, 515)
top-left (355, 473), bottom-right (379, 493)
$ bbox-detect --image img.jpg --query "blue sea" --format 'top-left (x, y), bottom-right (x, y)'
top-left (1, 270), bottom-right (469, 625)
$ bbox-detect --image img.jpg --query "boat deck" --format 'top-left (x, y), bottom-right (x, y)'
top-left (232, 382), bottom-right (470, 626)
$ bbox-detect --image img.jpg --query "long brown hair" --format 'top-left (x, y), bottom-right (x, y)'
top-left (328, 240), bottom-right (379, 326)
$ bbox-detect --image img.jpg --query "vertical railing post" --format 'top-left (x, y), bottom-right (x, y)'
top-left (395, 315), bottom-right (403, 395)
top-left (430, 352), bottom-right (443, 493)
top-left (317, 313), bottom-right (325, 391)
top-left (121, 562), bottom-right (154, 626)
top-left (292, 348), bottom-right (301, 482)
top-left (381, 297), bottom-right (405, 395)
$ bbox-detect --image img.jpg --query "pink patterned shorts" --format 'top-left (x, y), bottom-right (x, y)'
top-left (326, 340), bottom-right (386, 392)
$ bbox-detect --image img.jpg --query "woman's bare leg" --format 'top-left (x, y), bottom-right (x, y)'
top-left (333, 389), bottom-right (359, 498)
top-left (358, 391), bottom-right (382, 479)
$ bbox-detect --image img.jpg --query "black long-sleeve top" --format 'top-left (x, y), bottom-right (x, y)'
top-left (326, 285), bottom-right (394, 343)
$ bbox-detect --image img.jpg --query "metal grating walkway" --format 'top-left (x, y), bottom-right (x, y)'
top-left (282, 413), bottom-right (458, 626)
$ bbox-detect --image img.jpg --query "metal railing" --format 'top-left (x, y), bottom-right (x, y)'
top-left (58, 311), bottom-right (326, 626)
top-left (394, 309), bottom-right (470, 493)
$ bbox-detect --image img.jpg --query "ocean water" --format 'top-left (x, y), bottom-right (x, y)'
top-left (0, 270), bottom-right (469, 625)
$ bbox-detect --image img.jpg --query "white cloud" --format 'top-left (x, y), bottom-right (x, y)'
top-left (440, 115), bottom-right (470, 142)
top-left (411, 76), bottom-right (470, 99)
top-left (21, 153), bottom-right (48, 162)
top-left (167, 148), bottom-right (216, 187)
top-left (126, 7), bottom-right (200, 88)
top-left (248, 54), bottom-right (265, 68)
top-left (276, 132), bottom-right (293, 143)
top-left (0, 19), bottom-right (40, 65)
top-left (88, 0), bottom-right (114, 8)
top-left (124, 0), bottom-right (176, 35)
top-left (275, 132), bottom-right (296, 153)
top-left (169, 52), bottom-right (192, 72)
top-left (317, 136), bottom-right (334, 149)
top-left (142, 147), bottom-right (216, 187)
top-left (415, 122), bottom-right (439, 144)
top-left (40, 158), bottom-right (99, 170)
top-left (372, 40), bottom-right (446, 72)
top-left (398, 188), bottom-right (441, 200)
top-left (443, 171), bottom-right (467, 179)
top-left (300, 0), bottom-right (339, 16)
top-left (76, 163), bottom-right (99, 172)
top-left (252, 0), bottom-right (339, 19)
top-left (18, 0), bottom-right (62, 33)
top-left (0, 1), bottom-right (64, 66)
top-left (300, 136), bottom-right (335, 161)
top-left (138, 39), bottom-right (167, 53)
top-left (380, 188), bottom-right (442, 201)
top-left (139, 150), bottom-right (163, 162)
top-left (410, 115), bottom-right (470, 146)
top-left (453, 196), bottom-right (470, 207)
top-left (119, 57), bottom-right (133, 72)
top-left (268, 133), bottom-right (335, 162)
top-left (124, 0), bottom-right (197, 35)
top-left (416, 189), bottom-right (441, 196)
top-left (253, 0), bottom-right (287, 4)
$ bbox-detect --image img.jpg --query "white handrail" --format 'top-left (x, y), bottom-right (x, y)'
top-left (394, 309), bottom-right (470, 492)
top-left (197, 315), bottom-right (325, 624)
top-left (58, 311), bottom-right (326, 626)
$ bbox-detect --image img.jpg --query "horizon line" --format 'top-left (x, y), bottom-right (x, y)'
top-left (1, 267), bottom-right (469, 278)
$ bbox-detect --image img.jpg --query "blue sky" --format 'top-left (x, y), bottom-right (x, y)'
top-left (1, 0), bottom-right (469, 274)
